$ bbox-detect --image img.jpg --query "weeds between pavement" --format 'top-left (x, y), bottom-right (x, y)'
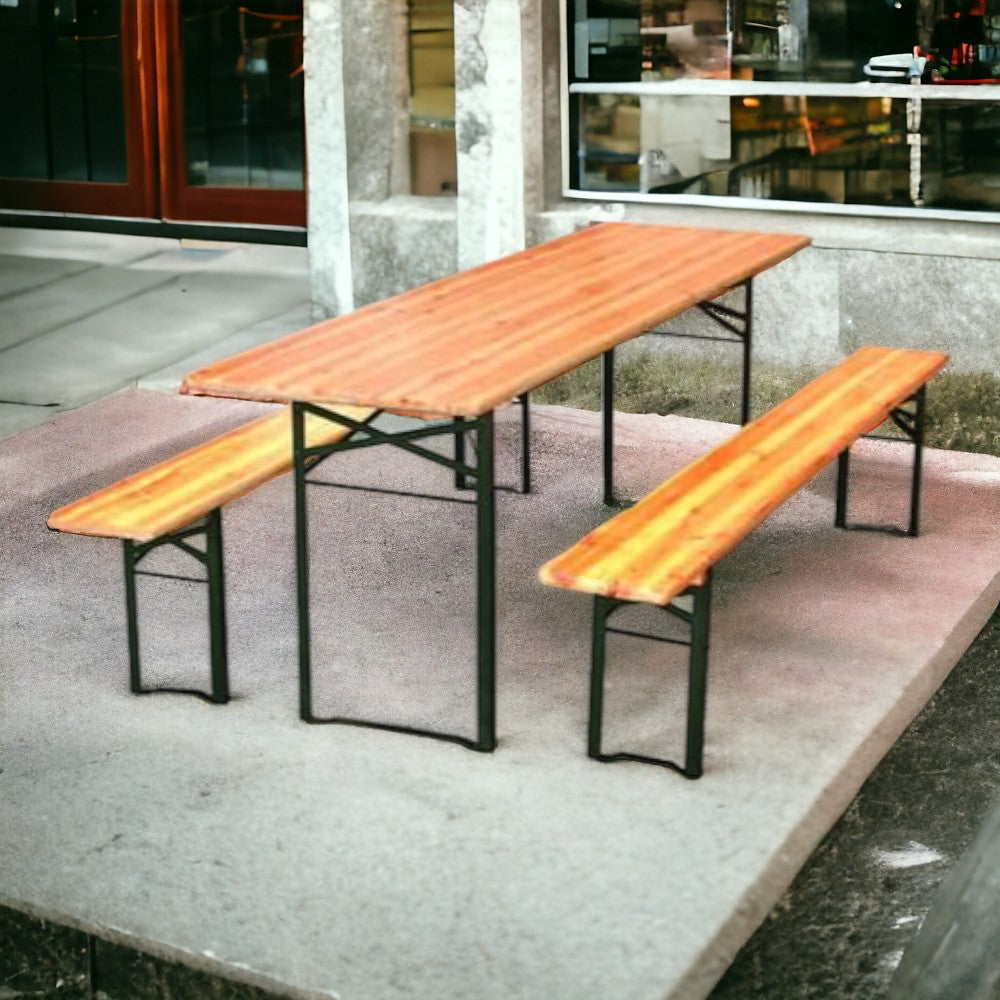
top-left (533, 351), bottom-right (1000, 457)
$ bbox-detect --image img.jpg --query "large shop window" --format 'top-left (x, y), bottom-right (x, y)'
top-left (565, 0), bottom-right (1000, 214)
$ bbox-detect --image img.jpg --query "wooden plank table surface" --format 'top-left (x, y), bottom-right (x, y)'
top-left (182, 223), bottom-right (810, 415)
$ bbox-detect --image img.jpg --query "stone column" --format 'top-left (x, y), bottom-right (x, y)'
top-left (304, 0), bottom-right (354, 318)
top-left (341, 0), bottom-right (411, 202)
top-left (455, 0), bottom-right (528, 270)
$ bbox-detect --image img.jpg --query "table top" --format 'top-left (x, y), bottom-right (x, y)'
top-left (182, 222), bottom-right (811, 417)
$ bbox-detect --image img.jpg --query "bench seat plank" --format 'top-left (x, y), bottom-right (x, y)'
top-left (47, 405), bottom-right (374, 543)
top-left (539, 346), bottom-right (947, 606)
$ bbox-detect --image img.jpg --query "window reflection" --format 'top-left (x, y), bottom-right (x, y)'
top-left (568, 0), bottom-right (1000, 211)
top-left (408, 0), bottom-right (457, 196)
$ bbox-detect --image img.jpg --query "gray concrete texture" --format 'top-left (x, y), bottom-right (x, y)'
top-left (4, 388), bottom-right (1000, 1000)
top-left (0, 227), bottom-right (310, 438)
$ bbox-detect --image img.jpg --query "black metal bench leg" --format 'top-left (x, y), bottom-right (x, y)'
top-left (293, 402), bottom-right (314, 722)
top-left (587, 587), bottom-right (711, 778)
top-left (835, 448), bottom-right (850, 528)
top-left (685, 571), bottom-right (713, 779)
top-left (588, 596), bottom-right (617, 759)
top-left (909, 385), bottom-right (926, 538)
top-left (835, 385), bottom-right (926, 536)
top-left (122, 513), bottom-right (229, 703)
top-left (205, 507), bottom-right (230, 703)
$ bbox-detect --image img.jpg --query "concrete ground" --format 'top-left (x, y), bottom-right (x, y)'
top-left (0, 226), bottom-right (310, 441)
top-left (3, 227), bottom-right (1000, 999)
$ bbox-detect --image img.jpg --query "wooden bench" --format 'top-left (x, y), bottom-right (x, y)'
top-left (48, 404), bottom-right (374, 703)
top-left (539, 345), bottom-right (949, 779)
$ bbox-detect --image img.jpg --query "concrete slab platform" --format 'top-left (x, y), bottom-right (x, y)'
top-left (3, 391), bottom-right (999, 1000)
top-left (0, 270), bottom-right (308, 407)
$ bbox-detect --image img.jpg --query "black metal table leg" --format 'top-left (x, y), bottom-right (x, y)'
top-left (602, 348), bottom-right (615, 506)
top-left (293, 401), bottom-right (314, 721)
top-left (475, 411), bottom-right (497, 751)
top-left (454, 416), bottom-right (467, 490)
top-left (741, 280), bottom-right (753, 426)
top-left (520, 393), bottom-right (531, 495)
top-left (909, 385), bottom-right (926, 537)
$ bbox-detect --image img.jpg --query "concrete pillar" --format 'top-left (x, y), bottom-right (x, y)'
top-left (455, 0), bottom-right (528, 270)
top-left (341, 0), bottom-right (411, 202)
top-left (303, 0), bottom-right (353, 318)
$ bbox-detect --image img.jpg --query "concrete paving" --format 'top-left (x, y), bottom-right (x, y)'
top-left (3, 389), bottom-right (1000, 1000)
top-left (0, 227), bottom-right (309, 439)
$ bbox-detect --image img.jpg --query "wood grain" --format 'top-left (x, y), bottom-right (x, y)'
top-left (539, 347), bottom-right (949, 606)
top-left (48, 405), bottom-right (374, 543)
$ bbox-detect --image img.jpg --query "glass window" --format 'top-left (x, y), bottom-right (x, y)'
top-left (566, 0), bottom-right (1000, 214)
top-left (0, 0), bottom-right (127, 183)
top-left (408, 0), bottom-right (457, 196)
top-left (181, 0), bottom-right (304, 190)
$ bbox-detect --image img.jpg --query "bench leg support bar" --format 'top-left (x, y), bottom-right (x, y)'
top-left (835, 385), bottom-right (927, 538)
top-left (589, 571), bottom-right (713, 779)
top-left (520, 392), bottom-right (531, 495)
top-left (454, 397), bottom-right (530, 495)
top-left (122, 508), bottom-right (230, 704)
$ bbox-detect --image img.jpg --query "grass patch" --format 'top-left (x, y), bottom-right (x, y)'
top-left (532, 350), bottom-right (1000, 457)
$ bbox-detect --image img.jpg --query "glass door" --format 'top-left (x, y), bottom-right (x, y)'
top-left (155, 0), bottom-right (305, 226)
top-left (0, 0), bottom-right (154, 217)
top-left (0, 0), bottom-right (306, 227)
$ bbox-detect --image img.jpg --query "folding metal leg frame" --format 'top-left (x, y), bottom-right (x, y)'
top-left (454, 392), bottom-right (531, 495)
top-left (601, 280), bottom-right (753, 506)
top-left (835, 385), bottom-right (926, 537)
top-left (589, 570), bottom-right (713, 779)
top-left (122, 507), bottom-right (229, 703)
top-left (292, 401), bottom-right (497, 751)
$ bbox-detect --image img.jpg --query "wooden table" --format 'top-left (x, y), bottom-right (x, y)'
top-left (182, 222), bottom-right (811, 751)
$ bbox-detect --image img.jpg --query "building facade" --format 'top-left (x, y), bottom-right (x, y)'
top-left (3, 0), bottom-right (999, 373)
